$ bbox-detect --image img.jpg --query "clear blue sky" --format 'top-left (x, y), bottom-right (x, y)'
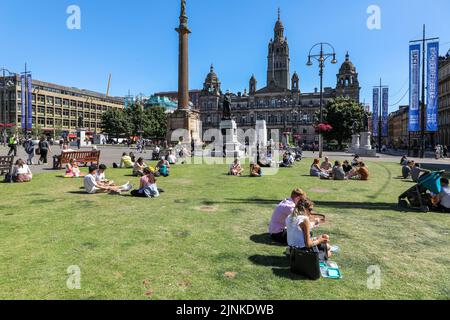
top-left (1, 0), bottom-right (449, 112)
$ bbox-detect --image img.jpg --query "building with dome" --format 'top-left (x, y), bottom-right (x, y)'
top-left (197, 10), bottom-right (361, 144)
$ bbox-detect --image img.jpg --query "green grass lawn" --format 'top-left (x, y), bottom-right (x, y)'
top-left (0, 160), bottom-right (449, 300)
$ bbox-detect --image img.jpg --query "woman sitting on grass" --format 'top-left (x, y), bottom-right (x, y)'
top-left (119, 152), bottom-right (134, 169)
top-left (12, 159), bottom-right (33, 183)
top-left (156, 157), bottom-right (171, 177)
top-left (332, 161), bottom-right (346, 180)
top-left (286, 202), bottom-right (332, 260)
top-left (342, 160), bottom-right (353, 175)
top-left (229, 159), bottom-right (244, 176)
top-left (65, 159), bottom-right (84, 178)
top-left (250, 162), bottom-right (262, 177)
top-left (131, 168), bottom-right (160, 198)
top-left (310, 159), bottom-right (330, 179)
top-left (133, 157), bottom-right (148, 177)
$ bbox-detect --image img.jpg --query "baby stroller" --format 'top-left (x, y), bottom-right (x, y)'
top-left (398, 170), bottom-right (444, 213)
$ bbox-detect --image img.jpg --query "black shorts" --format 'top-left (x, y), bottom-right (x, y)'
top-left (270, 231), bottom-right (287, 244)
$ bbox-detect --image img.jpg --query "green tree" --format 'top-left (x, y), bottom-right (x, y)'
top-left (144, 107), bottom-right (167, 138)
top-left (322, 97), bottom-right (367, 149)
top-left (101, 108), bottom-right (130, 139)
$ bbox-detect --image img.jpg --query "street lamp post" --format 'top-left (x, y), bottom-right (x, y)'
top-left (1, 68), bottom-right (15, 147)
top-left (307, 43), bottom-right (337, 159)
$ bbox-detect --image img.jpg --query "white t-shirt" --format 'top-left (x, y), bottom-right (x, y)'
top-left (95, 171), bottom-right (106, 182)
top-left (14, 165), bottom-right (32, 176)
top-left (84, 174), bottom-right (97, 194)
top-left (285, 215), bottom-right (308, 248)
top-left (167, 154), bottom-right (177, 164)
top-left (439, 186), bottom-right (450, 208)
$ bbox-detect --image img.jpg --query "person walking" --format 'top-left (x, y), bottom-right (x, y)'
top-left (38, 136), bottom-right (52, 165)
top-left (7, 135), bottom-right (18, 157)
top-left (24, 137), bottom-right (35, 165)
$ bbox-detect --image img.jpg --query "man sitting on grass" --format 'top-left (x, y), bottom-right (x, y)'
top-left (434, 178), bottom-right (450, 213)
top-left (269, 189), bottom-right (307, 244)
top-left (347, 162), bottom-right (370, 181)
top-left (84, 165), bottom-right (132, 195)
top-left (402, 160), bottom-right (414, 179)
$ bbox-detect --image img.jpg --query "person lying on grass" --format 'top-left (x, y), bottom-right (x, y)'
top-left (131, 168), bottom-right (160, 198)
top-left (65, 159), bottom-right (85, 178)
top-left (229, 158), bottom-right (244, 176)
top-left (347, 162), bottom-right (370, 181)
top-left (84, 165), bottom-right (131, 195)
top-left (286, 202), bottom-right (332, 260)
top-left (133, 157), bottom-right (148, 177)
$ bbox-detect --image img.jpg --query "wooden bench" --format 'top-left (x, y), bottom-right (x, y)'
top-left (53, 151), bottom-right (101, 169)
top-left (0, 156), bottom-right (14, 178)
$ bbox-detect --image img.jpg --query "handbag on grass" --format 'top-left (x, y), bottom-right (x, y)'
top-left (290, 247), bottom-right (321, 280)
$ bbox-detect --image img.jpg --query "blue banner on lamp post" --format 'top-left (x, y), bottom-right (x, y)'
top-left (382, 88), bottom-right (389, 137)
top-left (20, 75), bottom-right (26, 130)
top-left (373, 88), bottom-right (379, 137)
top-left (27, 74), bottom-right (33, 130)
top-left (409, 44), bottom-right (421, 132)
top-left (426, 41), bottom-right (439, 132)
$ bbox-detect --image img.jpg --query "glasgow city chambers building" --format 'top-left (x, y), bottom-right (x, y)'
top-left (156, 11), bottom-right (361, 145)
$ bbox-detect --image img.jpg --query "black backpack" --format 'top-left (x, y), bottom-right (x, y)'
top-left (4, 173), bottom-right (13, 183)
top-left (290, 247), bottom-right (321, 280)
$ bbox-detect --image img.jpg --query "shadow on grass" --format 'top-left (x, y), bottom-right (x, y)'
top-left (250, 233), bottom-right (286, 247)
top-left (248, 255), bottom-right (308, 281)
top-left (314, 201), bottom-right (397, 211)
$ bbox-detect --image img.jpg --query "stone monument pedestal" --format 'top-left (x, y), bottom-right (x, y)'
top-left (349, 134), bottom-right (360, 154)
top-left (357, 132), bottom-right (377, 157)
top-left (212, 119), bottom-right (244, 158)
top-left (166, 109), bottom-right (202, 145)
top-left (255, 120), bottom-right (268, 147)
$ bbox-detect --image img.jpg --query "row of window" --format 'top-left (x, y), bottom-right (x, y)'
top-left (18, 117), bottom-right (100, 128)
top-left (201, 99), bottom-right (321, 111)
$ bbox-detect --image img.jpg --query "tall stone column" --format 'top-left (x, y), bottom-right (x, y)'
top-left (176, 1), bottom-right (191, 110)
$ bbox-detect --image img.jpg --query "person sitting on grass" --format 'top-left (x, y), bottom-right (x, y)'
top-left (12, 159), bottom-right (33, 183)
top-left (400, 155), bottom-right (408, 166)
top-left (279, 152), bottom-right (294, 168)
top-left (352, 155), bottom-right (361, 167)
top-left (268, 188), bottom-right (307, 245)
top-left (320, 157), bottom-right (333, 173)
top-left (129, 152), bottom-right (136, 163)
top-left (402, 160), bottom-right (414, 179)
top-left (156, 157), bottom-right (171, 177)
top-left (347, 162), bottom-right (370, 181)
top-left (167, 152), bottom-right (177, 165)
top-left (432, 178), bottom-right (450, 213)
top-left (229, 158), bottom-right (244, 176)
top-left (65, 159), bottom-right (85, 178)
top-left (285, 202), bottom-right (332, 260)
top-left (131, 168), bottom-right (160, 198)
top-left (133, 157), bottom-right (148, 177)
top-left (95, 164), bottom-right (115, 187)
top-left (120, 152), bottom-right (134, 168)
top-left (342, 160), bottom-right (353, 175)
top-left (411, 163), bottom-right (430, 182)
top-left (84, 165), bottom-right (132, 195)
top-left (332, 161), bottom-right (346, 181)
top-left (310, 158), bottom-right (330, 179)
top-left (250, 162), bottom-right (262, 177)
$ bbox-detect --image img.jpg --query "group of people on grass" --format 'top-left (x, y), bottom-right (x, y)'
top-left (228, 158), bottom-right (263, 177)
top-left (400, 156), bottom-right (430, 182)
top-left (116, 152), bottom-right (173, 178)
top-left (269, 188), bottom-right (334, 260)
top-left (310, 155), bottom-right (369, 181)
